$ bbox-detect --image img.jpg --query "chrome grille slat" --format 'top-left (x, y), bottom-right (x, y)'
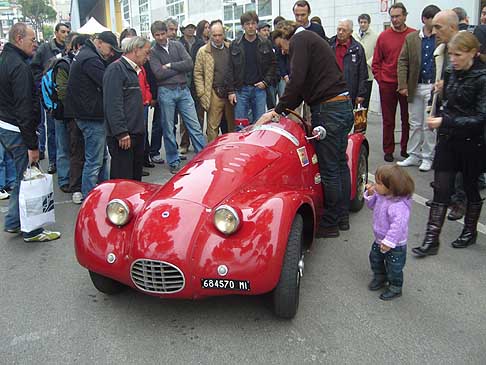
top-left (130, 259), bottom-right (185, 294)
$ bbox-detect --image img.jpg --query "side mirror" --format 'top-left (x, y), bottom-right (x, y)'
top-left (305, 126), bottom-right (326, 141)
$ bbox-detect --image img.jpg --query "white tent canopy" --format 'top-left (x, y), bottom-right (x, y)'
top-left (77, 17), bottom-right (110, 34)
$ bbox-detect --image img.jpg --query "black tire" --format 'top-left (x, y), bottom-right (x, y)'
top-left (89, 270), bottom-right (125, 295)
top-left (272, 214), bottom-right (304, 319)
top-left (350, 145), bottom-right (368, 212)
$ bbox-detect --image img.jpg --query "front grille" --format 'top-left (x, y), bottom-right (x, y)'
top-left (131, 259), bottom-right (185, 294)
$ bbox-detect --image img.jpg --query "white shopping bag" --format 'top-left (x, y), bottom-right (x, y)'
top-left (19, 166), bottom-right (55, 232)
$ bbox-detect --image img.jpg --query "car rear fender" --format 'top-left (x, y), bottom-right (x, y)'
top-left (346, 133), bottom-right (368, 200)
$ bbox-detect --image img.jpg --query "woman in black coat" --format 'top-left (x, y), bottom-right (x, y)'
top-left (413, 31), bottom-right (486, 256)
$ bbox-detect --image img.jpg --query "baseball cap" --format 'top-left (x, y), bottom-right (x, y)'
top-left (97, 31), bottom-right (122, 53)
top-left (257, 21), bottom-right (271, 30)
top-left (180, 21), bottom-right (196, 32)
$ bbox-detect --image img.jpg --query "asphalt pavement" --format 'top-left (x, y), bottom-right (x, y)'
top-left (0, 112), bottom-right (485, 364)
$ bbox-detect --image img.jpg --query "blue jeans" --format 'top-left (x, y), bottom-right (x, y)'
top-left (311, 99), bottom-right (354, 228)
top-left (0, 142), bottom-right (16, 189)
top-left (266, 85), bottom-right (277, 110)
top-left (369, 242), bottom-right (406, 292)
top-left (157, 86), bottom-right (206, 167)
top-left (54, 119), bottom-right (70, 187)
top-left (38, 105), bottom-right (57, 164)
top-left (75, 119), bottom-right (109, 197)
top-left (0, 128), bottom-right (42, 237)
top-left (234, 86), bottom-right (267, 124)
top-left (277, 79), bottom-right (286, 98)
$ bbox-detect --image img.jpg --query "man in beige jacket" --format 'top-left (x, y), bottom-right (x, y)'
top-left (193, 21), bottom-right (234, 142)
top-left (355, 13), bottom-right (378, 109)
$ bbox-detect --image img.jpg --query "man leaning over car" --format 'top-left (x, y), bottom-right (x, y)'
top-left (256, 20), bottom-right (354, 238)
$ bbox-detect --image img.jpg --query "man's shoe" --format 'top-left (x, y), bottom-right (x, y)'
top-left (316, 225), bottom-right (340, 238)
top-left (4, 226), bottom-right (20, 234)
top-left (150, 156), bottom-right (165, 164)
top-left (0, 189), bottom-right (10, 200)
top-left (179, 147), bottom-right (188, 154)
top-left (72, 192), bottom-right (83, 204)
top-left (47, 164), bottom-right (57, 174)
top-left (144, 161), bottom-right (155, 168)
top-left (368, 277), bottom-right (386, 291)
top-left (401, 151), bottom-right (409, 158)
top-left (39, 151), bottom-right (45, 160)
top-left (179, 154), bottom-right (187, 161)
top-left (60, 185), bottom-right (71, 193)
top-left (24, 229), bottom-right (61, 242)
top-left (379, 289), bottom-right (402, 301)
top-left (447, 203), bottom-right (466, 221)
top-left (338, 218), bottom-right (350, 231)
top-left (142, 170), bottom-right (150, 177)
top-left (384, 153), bottom-right (394, 162)
top-left (419, 160), bottom-right (432, 172)
top-left (169, 164), bottom-right (181, 174)
top-left (425, 199), bottom-right (432, 207)
top-left (397, 156), bottom-right (421, 167)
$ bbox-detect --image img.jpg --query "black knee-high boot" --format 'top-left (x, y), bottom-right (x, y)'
top-left (412, 202), bottom-right (448, 257)
top-left (451, 201), bottom-right (483, 248)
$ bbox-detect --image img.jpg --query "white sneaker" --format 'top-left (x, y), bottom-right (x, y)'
top-left (419, 160), bottom-right (432, 172)
top-left (397, 156), bottom-right (421, 167)
top-left (0, 189), bottom-right (9, 200)
top-left (72, 192), bottom-right (83, 204)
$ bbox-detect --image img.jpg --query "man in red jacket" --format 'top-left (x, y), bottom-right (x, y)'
top-left (372, 2), bottom-right (415, 162)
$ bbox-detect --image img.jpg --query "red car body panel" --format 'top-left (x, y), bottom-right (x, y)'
top-left (75, 117), bottom-right (366, 299)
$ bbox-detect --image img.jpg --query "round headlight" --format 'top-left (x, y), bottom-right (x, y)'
top-left (106, 199), bottom-right (131, 226)
top-left (214, 205), bottom-right (240, 235)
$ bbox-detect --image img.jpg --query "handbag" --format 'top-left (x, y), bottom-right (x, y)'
top-left (19, 165), bottom-right (55, 232)
top-left (353, 104), bottom-right (368, 133)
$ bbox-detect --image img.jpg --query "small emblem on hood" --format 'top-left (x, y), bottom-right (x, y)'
top-left (162, 211), bottom-right (170, 218)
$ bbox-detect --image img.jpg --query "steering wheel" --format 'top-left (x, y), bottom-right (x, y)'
top-left (283, 108), bottom-right (312, 137)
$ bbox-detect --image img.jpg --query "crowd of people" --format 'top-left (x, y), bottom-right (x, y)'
top-left (0, 1), bottom-right (485, 301)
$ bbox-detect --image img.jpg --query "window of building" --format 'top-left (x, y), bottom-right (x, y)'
top-left (223, 0), bottom-right (272, 40)
top-left (139, 0), bottom-right (150, 36)
top-left (167, 0), bottom-right (185, 29)
top-left (122, 0), bottom-right (130, 24)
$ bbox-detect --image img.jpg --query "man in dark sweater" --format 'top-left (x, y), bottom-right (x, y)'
top-left (149, 21), bottom-right (206, 174)
top-left (104, 37), bottom-right (151, 181)
top-left (257, 21), bottom-right (354, 238)
top-left (293, 0), bottom-right (327, 40)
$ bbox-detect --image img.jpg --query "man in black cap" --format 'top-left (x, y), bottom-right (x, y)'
top-left (66, 31), bottom-right (121, 202)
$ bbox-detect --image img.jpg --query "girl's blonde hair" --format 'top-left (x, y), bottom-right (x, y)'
top-left (448, 31), bottom-right (486, 63)
top-left (375, 165), bottom-right (415, 197)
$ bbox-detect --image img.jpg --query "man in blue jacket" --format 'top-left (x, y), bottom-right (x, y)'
top-left (329, 19), bottom-right (368, 106)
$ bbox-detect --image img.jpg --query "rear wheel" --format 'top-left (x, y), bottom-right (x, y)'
top-left (89, 271), bottom-right (125, 295)
top-left (272, 214), bottom-right (304, 319)
top-left (350, 145), bottom-right (368, 212)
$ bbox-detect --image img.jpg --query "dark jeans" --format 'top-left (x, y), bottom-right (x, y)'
top-left (362, 80), bottom-right (373, 109)
top-left (68, 119), bottom-right (84, 192)
top-left (369, 242), bottom-right (406, 292)
top-left (311, 99), bottom-right (354, 228)
top-left (107, 134), bottom-right (144, 181)
top-left (266, 85), bottom-right (277, 110)
top-left (149, 106), bottom-right (163, 158)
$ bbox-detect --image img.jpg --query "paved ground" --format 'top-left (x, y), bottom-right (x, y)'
top-left (0, 112), bottom-right (485, 364)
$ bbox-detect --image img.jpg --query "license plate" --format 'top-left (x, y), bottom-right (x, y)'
top-left (201, 278), bottom-right (250, 291)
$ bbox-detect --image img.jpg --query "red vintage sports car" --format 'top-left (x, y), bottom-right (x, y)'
top-left (75, 112), bottom-right (368, 318)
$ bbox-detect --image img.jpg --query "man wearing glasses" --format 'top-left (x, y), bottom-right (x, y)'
top-left (226, 11), bottom-right (276, 124)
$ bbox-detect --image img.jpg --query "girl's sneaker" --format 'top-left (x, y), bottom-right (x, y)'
top-left (0, 189), bottom-right (10, 200)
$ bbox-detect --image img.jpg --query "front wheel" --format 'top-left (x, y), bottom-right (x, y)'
top-left (350, 145), bottom-right (368, 212)
top-left (272, 214), bottom-right (304, 319)
top-left (89, 271), bottom-right (125, 295)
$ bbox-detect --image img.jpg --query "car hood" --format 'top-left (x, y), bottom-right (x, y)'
top-left (152, 142), bottom-right (281, 208)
